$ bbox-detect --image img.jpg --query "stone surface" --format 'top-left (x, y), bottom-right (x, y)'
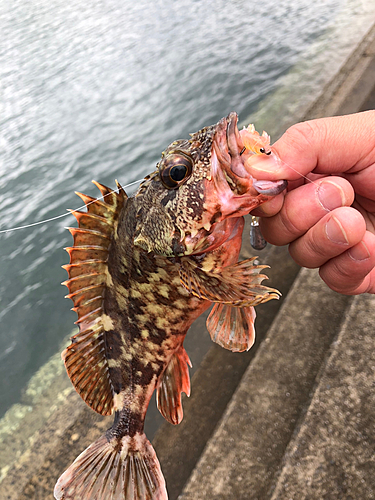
top-left (270, 294), bottom-right (375, 500)
top-left (303, 22), bottom-right (375, 119)
top-left (0, 389), bottom-right (110, 500)
top-left (179, 268), bottom-right (351, 500)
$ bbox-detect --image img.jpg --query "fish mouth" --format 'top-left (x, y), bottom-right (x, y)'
top-left (212, 112), bottom-right (287, 207)
top-left (252, 179), bottom-right (288, 196)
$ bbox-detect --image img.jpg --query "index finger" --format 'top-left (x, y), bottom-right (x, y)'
top-left (246, 111), bottom-right (375, 181)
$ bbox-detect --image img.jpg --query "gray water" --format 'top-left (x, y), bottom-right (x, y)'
top-left (0, 0), bottom-right (374, 420)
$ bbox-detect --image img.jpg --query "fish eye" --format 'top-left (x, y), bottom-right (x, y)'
top-left (170, 164), bottom-right (187, 181)
top-left (159, 152), bottom-right (193, 189)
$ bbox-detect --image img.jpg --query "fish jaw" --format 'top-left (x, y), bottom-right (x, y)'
top-left (181, 113), bottom-right (286, 256)
top-left (206, 112), bottom-right (287, 221)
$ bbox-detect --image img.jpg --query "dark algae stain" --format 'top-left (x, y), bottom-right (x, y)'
top-left (55, 114), bottom-right (287, 500)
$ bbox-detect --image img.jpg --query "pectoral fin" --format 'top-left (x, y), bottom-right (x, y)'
top-left (179, 257), bottom-right (280, 306)
top-left (206, 303), bottom-right (256, 352)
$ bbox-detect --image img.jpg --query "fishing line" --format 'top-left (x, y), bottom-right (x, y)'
top-left (0, 151), bottom-right (322, 235)
top-left (269, 146), bottom-right (322, 188)
top-left (0, 178), bottom-right (144, 235)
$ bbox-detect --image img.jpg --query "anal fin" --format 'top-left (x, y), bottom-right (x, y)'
top-left (156, 346), bottom-right (192, 425)
top-left (206, 303), bottom-right (256, 352)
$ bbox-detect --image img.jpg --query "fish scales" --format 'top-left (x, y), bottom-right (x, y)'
top-left (55, 112), bottom-right (287, 500)
top-left (105, 198), bottom-right (205, 394)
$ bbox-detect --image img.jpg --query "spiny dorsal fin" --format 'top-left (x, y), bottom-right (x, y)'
top-left (62, 182), bottom-right (127, 416)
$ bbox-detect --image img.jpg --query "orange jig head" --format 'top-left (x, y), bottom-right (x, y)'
top-left (239, 124), bottom-right (271, 156)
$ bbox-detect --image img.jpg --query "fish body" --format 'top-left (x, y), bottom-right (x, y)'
top-left (55, 113), bottom-right (286, 500)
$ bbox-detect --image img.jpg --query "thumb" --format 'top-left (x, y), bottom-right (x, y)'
top-left (245, 111), bottom-right (375, 181)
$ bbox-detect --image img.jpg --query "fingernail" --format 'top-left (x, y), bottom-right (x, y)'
top-left (317, 181), bottom-right (346, 211)
top-left (245, 153), bottom-right (280, 173)
top-left (348, 241), bottom-right (371, 261)
top-left (325, 216), bottom-right (349, 245)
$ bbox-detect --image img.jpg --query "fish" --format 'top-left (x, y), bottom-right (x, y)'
top-left (54, 112), bottom-right (287, 500)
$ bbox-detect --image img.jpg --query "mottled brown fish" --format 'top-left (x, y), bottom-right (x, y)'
top-left (54, 112), bottom-right (287, 500)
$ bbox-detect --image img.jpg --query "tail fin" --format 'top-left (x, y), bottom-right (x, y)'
top-left (54, 433), bottom-right (167, 500)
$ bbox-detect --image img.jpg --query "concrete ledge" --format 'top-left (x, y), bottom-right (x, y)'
top-left (0, 390), bottom-right (109, 500)
top-left (179, 21), bottom-right (375, 500)
top-left (270, 294), bottom-right (375, 500)
top-left (179, 269), bottom-right (351, 500)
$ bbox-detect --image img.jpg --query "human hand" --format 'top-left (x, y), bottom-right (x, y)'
top-left (247, 111), bottom-right (375, 295)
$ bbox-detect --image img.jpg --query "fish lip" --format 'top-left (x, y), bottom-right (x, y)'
top-left (214, 113), bottom-right (287, 196)
top-left (212, 112), bottom-right (250, 195)
top-left (226, 112), bottom-right (248, 179)
top-left (253, 179), bottom-right (288, 196)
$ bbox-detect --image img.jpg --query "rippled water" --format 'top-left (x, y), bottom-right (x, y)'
top-left (0, 0), bottom-right (374, 418)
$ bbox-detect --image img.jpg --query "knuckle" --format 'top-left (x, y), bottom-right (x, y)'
top-left (320, 271), bottom-right (359, 295)
top-left (319, 269), bottom-right (350, 294)
top-left (278, 206), bottom-right (304, 241)
top-left (289, 228), bottom-right (332, 268)
top-left (308, 238), bottom-right (329, 262)
top-left (319, 258), bottom-right (365, 295)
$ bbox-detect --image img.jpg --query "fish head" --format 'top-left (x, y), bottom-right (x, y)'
top-left (133, 112), bottom-right (286, 256)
